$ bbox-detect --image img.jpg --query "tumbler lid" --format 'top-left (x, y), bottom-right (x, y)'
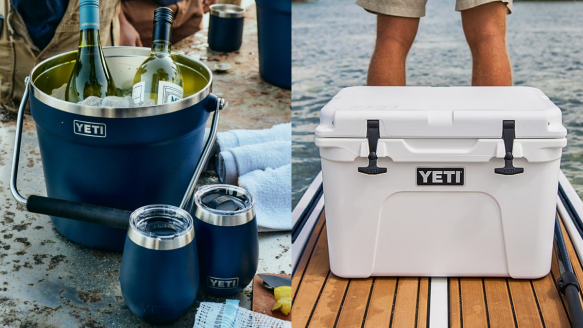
top-left (193, 185), bottom-right (255, 226)
top-left (128, 205), bottom-right (195, 250)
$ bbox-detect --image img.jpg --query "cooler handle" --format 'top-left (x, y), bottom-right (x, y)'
top-left (179, 94), bottom-right (226, 210)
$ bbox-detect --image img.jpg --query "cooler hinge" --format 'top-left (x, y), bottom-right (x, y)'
top-left (358, 120), bottom-right (387, 175)
top-left (494, 120), bottom-right (524, 175)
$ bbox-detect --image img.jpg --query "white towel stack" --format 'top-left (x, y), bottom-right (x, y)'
top-left (214, 123), bottom-right (292, 232)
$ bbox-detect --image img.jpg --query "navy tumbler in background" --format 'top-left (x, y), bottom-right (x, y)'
top-left (120, 205), bottom-right (199, 324)
top-left (255, 0), bottom-right (291, 89)
top-left (208, 4), bottom-right (245, 52)
top-left (192, 185), bottom-right (259, 296)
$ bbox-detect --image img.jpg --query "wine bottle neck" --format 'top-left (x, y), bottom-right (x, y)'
top-left (152, 41), bottom-right (171, 55)
top-left (151, 21), bottom-right (172, 55)
top-left (79, 29), bottom-right (102, 48)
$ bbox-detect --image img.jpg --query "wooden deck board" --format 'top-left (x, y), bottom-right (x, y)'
top-left (449, 278), bottom-right (462, 328)
top-left (460, 278), bottom-right (488, 328)
top-left (293, 211), bottom-right (579, 328)
top-left (336, 278), bottom-right (374, 327)
top-left (308, 272), bottom-right (349, 328)
top-left (292, 210), bottom-right (327, 302)
top-left (507, 279), bottom-right (544, 328)
top-left (392, 278), bottom-right (422, 328)
top-left (417, 278), bottom-right (430, 328)
top-left (363, 278), bottom-right (397, 328)
top-left (483, 278), bottom-right (515, 328)
top-left (293, 224), bottom-right (331, 327)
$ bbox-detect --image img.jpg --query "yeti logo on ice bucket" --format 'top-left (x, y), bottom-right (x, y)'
top-left (417, 168), bottom-right (464, 186)
top-left (74, 120), bottom-right (106, 138)
top-left (208, 277), bottom-right (239, 289)
top-left (141, 304), bottom-right (173, 314)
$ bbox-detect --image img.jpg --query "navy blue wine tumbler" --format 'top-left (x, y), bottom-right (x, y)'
top-left (120, 205), bottom-right (199, 324)
top-left (208, 4), bottom-right (245, 52)
top-left (192, 185), bottom-right (258, 296)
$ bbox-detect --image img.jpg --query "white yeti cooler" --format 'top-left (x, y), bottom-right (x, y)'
top-left (315, 87), bottom-right (567, 279)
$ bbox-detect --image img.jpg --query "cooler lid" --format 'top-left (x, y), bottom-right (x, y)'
top-left (315, 87), bottom-right (566, 139)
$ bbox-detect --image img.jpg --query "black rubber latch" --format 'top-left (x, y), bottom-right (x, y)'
top-left (558, 271), bottom-right (580, 294)
top-left (494, 120), bottom-right (524, 175)
top-left (358, 120), bottom-right (387, 175)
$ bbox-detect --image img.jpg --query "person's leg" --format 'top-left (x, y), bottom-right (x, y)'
top-left (367, 15), bottom-right (420, 86)
top-left (461, 2), bottom-right (512, 86)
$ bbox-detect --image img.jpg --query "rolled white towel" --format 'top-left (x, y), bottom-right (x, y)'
top-left (217, 140), bottom-right (291, 185)
top-left (216, 123), bottom-right (291, 152)
top-left (239, 164), bottom-right (291, 232)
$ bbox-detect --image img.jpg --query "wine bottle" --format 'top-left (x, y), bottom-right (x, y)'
top-left (66, 0), bottom-right (116, 103)
top-left (132, 7), bottom-right (183, 106)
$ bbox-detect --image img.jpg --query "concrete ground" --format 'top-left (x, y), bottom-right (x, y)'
top-left (0, 4), bottom-right (291, 327)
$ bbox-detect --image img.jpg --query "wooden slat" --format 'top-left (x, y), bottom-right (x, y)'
top-left (460, 278), bottom-right (488, 328)
top-left (532, 273), bottom-right (570, 327)
top-left (416, 278), bottom-right (430, 328)
top-left (292, 224), bottom-right (331, 327)
top-left (308, 273), bottom-right (349, 328)
top-left (363, 278), bottom-right (397, 328)
top-left (336, 278), bottom-right (374, 328)
top-left (483, 278), bottom-right (515, 328)
top-left (449, 278), bottom-right (462, 328)
top-left (293, 210), bottom-right (327, 302)
top-left (391, 278), bottom-right (420, 328)
top-left (507, 279), bottom-right (544, 328)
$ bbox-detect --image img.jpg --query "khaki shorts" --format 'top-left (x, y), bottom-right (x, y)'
top-left (355, 0), bottom-right (512, 18)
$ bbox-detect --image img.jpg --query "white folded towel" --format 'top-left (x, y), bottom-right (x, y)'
top-left (217, 140), bottom-right (291, 185)
top-left (239, 164), bottom-right (291, 232)
top-left (216, 123), bottom-right (291, 152)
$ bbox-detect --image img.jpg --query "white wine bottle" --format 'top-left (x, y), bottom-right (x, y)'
top-left (66, 0), bottom-right (116, 102)
top-left (132, 7), bottom-right (183, 106)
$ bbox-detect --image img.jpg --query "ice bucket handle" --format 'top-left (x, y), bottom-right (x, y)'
top-left (179, 94), bottom-right (226, 210)
top-left (10, 76), bottom-right (30, 205)
top-left (10, 76), bottom-right (226, 228)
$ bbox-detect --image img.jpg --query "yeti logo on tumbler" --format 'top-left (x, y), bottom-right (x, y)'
top-left (74, 120), bottom-right (106, 137)
top-left (208, 276), bottom-right (239, 289)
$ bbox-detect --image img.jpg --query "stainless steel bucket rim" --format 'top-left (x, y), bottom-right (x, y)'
top-left (29, 46), bottom-right (213, 119)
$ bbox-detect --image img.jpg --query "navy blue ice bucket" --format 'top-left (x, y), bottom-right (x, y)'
top-left (120, 205), bottom-right (199, 324)
top-left (27, 47), bottom-right (217, 251)
top-left (208, 4), bottom-right (245, 52)
top-left (192, 185), bottom-right (259, 296)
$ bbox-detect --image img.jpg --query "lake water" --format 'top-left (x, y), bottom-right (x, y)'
top-left (292, 0), bottom-right (583, 207)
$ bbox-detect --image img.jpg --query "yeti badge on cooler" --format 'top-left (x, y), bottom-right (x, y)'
top-left (417, 168), bottom-right (464, 186)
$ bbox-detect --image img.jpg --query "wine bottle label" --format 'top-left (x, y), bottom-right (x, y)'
top-left (132, 81), bottom-right (145, 104)
top-left (131, 81), bottom-right (183, 105)
top-left (157, 81), bottom-right (183, 104)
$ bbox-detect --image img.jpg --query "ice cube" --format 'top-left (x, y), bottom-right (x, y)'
top-left (78, 96), bottom-right (102, 107)
top-left (125, 96), bottom-right (137, 108)
top-left (140, 99), bottom-right (156, 107)
top-left (102, 96), bottom-right (130, 108)
top-left (50, 84), bottom-right (67, 101)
